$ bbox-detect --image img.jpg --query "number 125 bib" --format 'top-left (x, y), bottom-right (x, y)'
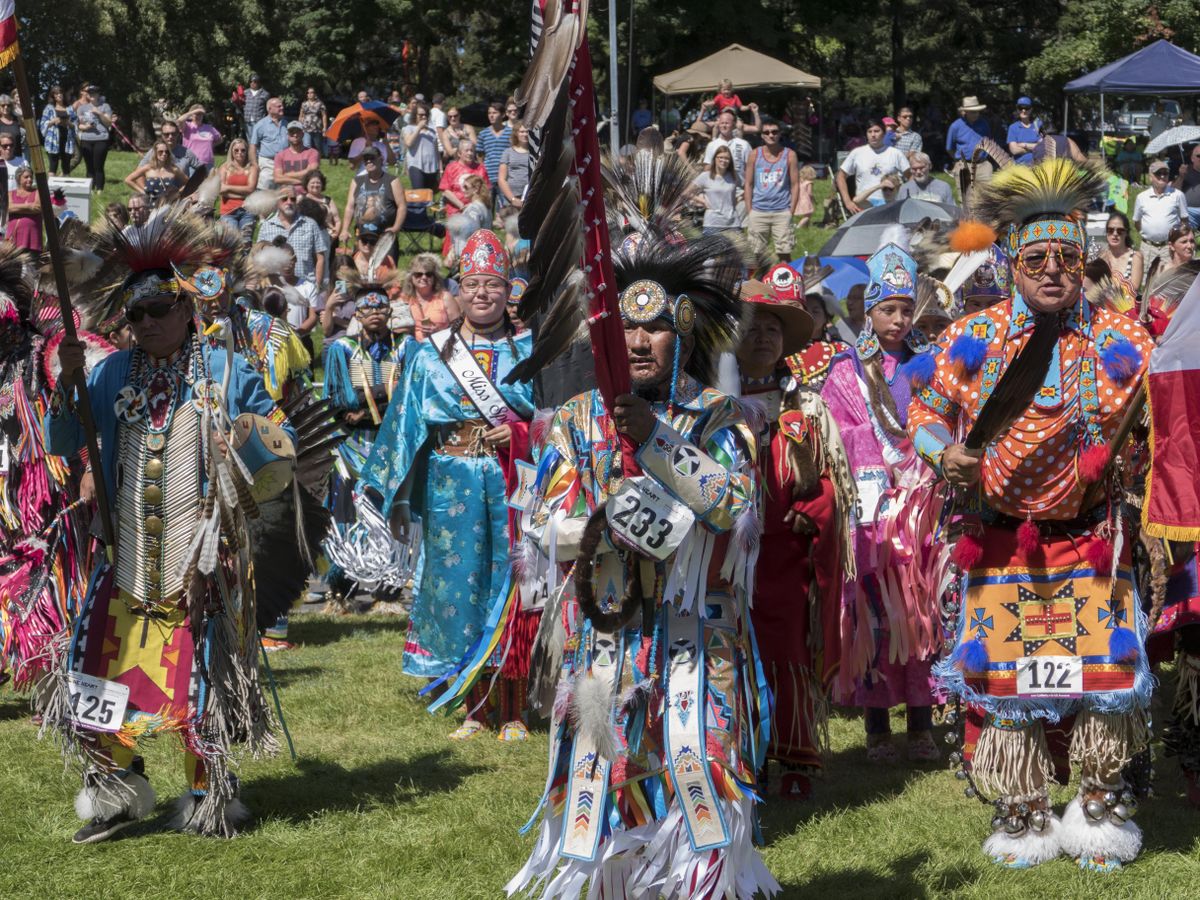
top-left (607, 476), bottom-right (695, 560)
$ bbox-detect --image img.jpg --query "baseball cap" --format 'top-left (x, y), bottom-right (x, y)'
top-left (1149, 160), bottom-right (1170, 175)
top-left (1016, 96), bottom-right (1033, 108)
top-left (358, 222), bottom-right (381, 240)
top-left (250, 73), bottom-right (260, 81)
top-left (286, 120), bottom-right (304, 132)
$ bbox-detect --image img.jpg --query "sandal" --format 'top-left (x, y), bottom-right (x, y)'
top-left (907, 731), bottom-right (940, 761)
top-left (448, 719), bottom-right (486, 741)
top-left (866, 734), bottom-right (898, 763)
top-left (498, 720), bottom-right (529, 742)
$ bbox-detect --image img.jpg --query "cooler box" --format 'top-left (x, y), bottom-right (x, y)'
top-left (48, 176), bottom-right (92, 223)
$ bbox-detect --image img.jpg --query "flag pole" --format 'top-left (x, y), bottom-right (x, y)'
top-left (11, 49), bottom-right (116, 547)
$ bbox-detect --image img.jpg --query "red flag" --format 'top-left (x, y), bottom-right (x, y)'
top-left (1144, 273), bottom-right (1200, 540)
top-left (0, 0), bottom-right (18, 68)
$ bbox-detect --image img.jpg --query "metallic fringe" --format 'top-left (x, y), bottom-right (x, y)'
top-left (188, 607), bottom-right (278, 836)
top-left (1069, 709), bottom-right (1150, 775)
top-left (971, 720), bottom-right (1054, 798)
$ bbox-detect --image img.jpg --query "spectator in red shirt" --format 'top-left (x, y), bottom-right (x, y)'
top-left (274, 121), bottom-right (320, 189)
top-left (439, 139), bottom-right (489, 211)
top-left (701, 79), bottom-right (750, 118)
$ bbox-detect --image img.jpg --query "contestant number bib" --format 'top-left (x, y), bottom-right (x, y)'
top-left (607, 476), bottom-right (694, 560)
top-left (67, 672), bottom-right (130, 733)
top-left (1016, 655), bottom-right (1082, 697)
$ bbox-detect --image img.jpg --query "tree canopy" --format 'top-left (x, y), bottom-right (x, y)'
top-left (11, 0), bottom-right (1200, 125)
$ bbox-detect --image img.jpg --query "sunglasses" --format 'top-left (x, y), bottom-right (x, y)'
top-left (1107, 227), bottom-right (1127, 234)
top-left (0, 144), bottom-right (12, 149)
top-left (127, 300), bottom-right (179, 324)
top-left (762, 129), bottom-right (780, 135)
top-left (412, 271), bottom-right (433, 278)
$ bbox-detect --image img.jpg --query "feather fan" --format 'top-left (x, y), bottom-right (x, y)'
top-left (964, 312), bottom-right (1059, 450)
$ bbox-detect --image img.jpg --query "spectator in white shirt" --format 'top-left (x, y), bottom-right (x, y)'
top-left (1133, 159), bottom-right (1189, 278)
top-left (703, 109), bottom-right (752, 182)
top-left (837, 119), bottom-right (910, 214)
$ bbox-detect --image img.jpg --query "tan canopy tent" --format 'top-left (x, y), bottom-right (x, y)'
top-left (652, 43), bottom-right (821, 95)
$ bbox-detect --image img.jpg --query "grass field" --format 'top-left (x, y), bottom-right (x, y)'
top-left (2, 612), bottom-right (1198, 899)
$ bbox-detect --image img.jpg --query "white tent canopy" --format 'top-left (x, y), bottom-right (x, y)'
top-left (652, 43), bottom-right (821, 95)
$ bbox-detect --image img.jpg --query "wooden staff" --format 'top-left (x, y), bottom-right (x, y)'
top-left (12, 52), bottom-right (115, 547)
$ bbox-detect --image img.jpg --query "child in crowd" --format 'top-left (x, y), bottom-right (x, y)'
top-left (793, 164), bottom-right (816, 228)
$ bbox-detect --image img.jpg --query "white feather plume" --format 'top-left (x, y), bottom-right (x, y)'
top-left (242, 189), bottom-right (280, 219)
top-left (569, 673), bottom-right (621, 761)
top-left (250, 245), bottom-right (295, 277)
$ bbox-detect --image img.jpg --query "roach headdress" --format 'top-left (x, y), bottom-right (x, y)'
top-left (973, 158), bottom-right (1107, 256)
top-left (74, 204), bottom-right (234, 330)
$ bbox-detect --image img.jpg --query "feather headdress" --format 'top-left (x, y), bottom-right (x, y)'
top-left (602, 149), bottom-right (697, 239)
top-left (611, 231), bottom-right (744, 385)
top-left (73, 204), bottom-right (231, 330)
top-left (973, 158), bottom-right (1107, 253)
top-left (0, 240), bottom-right (37, 326)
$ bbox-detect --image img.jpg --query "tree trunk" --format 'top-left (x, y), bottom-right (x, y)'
top-left (891, 0), bottom-right (905, 111)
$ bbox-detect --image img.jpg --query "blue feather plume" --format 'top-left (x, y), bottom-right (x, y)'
top-left (904, 351), bottom-right (937, 388)
top-left (1108, 626), bottom-right (1140, 663)
top-left (948, 333), bottom-right (988, 374)
top-left (951, 637), bottom-right (989, 673)
top-left (1099, 337), bottom-right (1141, 382)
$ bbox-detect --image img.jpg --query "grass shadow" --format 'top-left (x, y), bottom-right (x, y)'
top-left (245, 751), bottom-right (486, 824)
top-left (286, 615), bottom-right (409, 647)
top-left (259, 665), bottom-right (325, 688)
top-left (758, 740), bottom-right (945, 839)
top-left (0, 699), bottom-right (30, 722)
top-left (775, 851), bottom-right (932, 899)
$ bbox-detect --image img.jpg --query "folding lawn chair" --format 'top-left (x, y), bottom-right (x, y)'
top-left (397, 189), bottom-right (446, 254)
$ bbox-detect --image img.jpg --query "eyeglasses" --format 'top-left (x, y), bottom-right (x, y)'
top-left (1018, 243), bottom-right (1083, 275)
top-left (1152, 170), bottom-right (1169, 177)
top-left (1107, 227), bottom-right (1127, 235)
top-left (127, 300), bottom-right (179, 324)
top-left (0, 143), bottom-right (12, 149)
top-left (506, 109), bottom-right (518, 115)
top-left (161, 131), bottom-right (177, 138)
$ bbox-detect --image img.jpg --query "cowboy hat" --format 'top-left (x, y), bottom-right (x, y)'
top-left (959, 95), bottom-right (987, 112)
top-left (739, 279), bottom-right (814, 356)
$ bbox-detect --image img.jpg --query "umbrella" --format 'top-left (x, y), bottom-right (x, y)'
top-left (324, 101), bottom-right (401, 142)
top-left (1145, 125), bottom-right (1200, 156)
top-left (790, 255), bottom-right (869, 299)
top-left (818, 198), bottom-right (961, 257)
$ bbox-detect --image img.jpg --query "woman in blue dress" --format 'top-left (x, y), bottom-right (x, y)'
top-left (361, 229), bottom-right (534, 739)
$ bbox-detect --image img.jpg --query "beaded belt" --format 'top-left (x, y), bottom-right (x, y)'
top-left (432, 419), bottom-right (494, 457)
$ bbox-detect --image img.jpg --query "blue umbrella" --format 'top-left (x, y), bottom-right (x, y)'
top-left (790, 255), bottom-right (870, 299)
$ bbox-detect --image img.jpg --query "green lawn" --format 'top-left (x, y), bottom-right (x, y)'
top-left (2, 612), bottom-right (1197, 898)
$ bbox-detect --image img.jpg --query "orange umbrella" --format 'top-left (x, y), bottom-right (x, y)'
top-left (324, 101), bottom-right (400, 141)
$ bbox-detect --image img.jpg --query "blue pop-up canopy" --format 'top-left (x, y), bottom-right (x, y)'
top-left (1064, 39), bottom-right (1200, 94)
